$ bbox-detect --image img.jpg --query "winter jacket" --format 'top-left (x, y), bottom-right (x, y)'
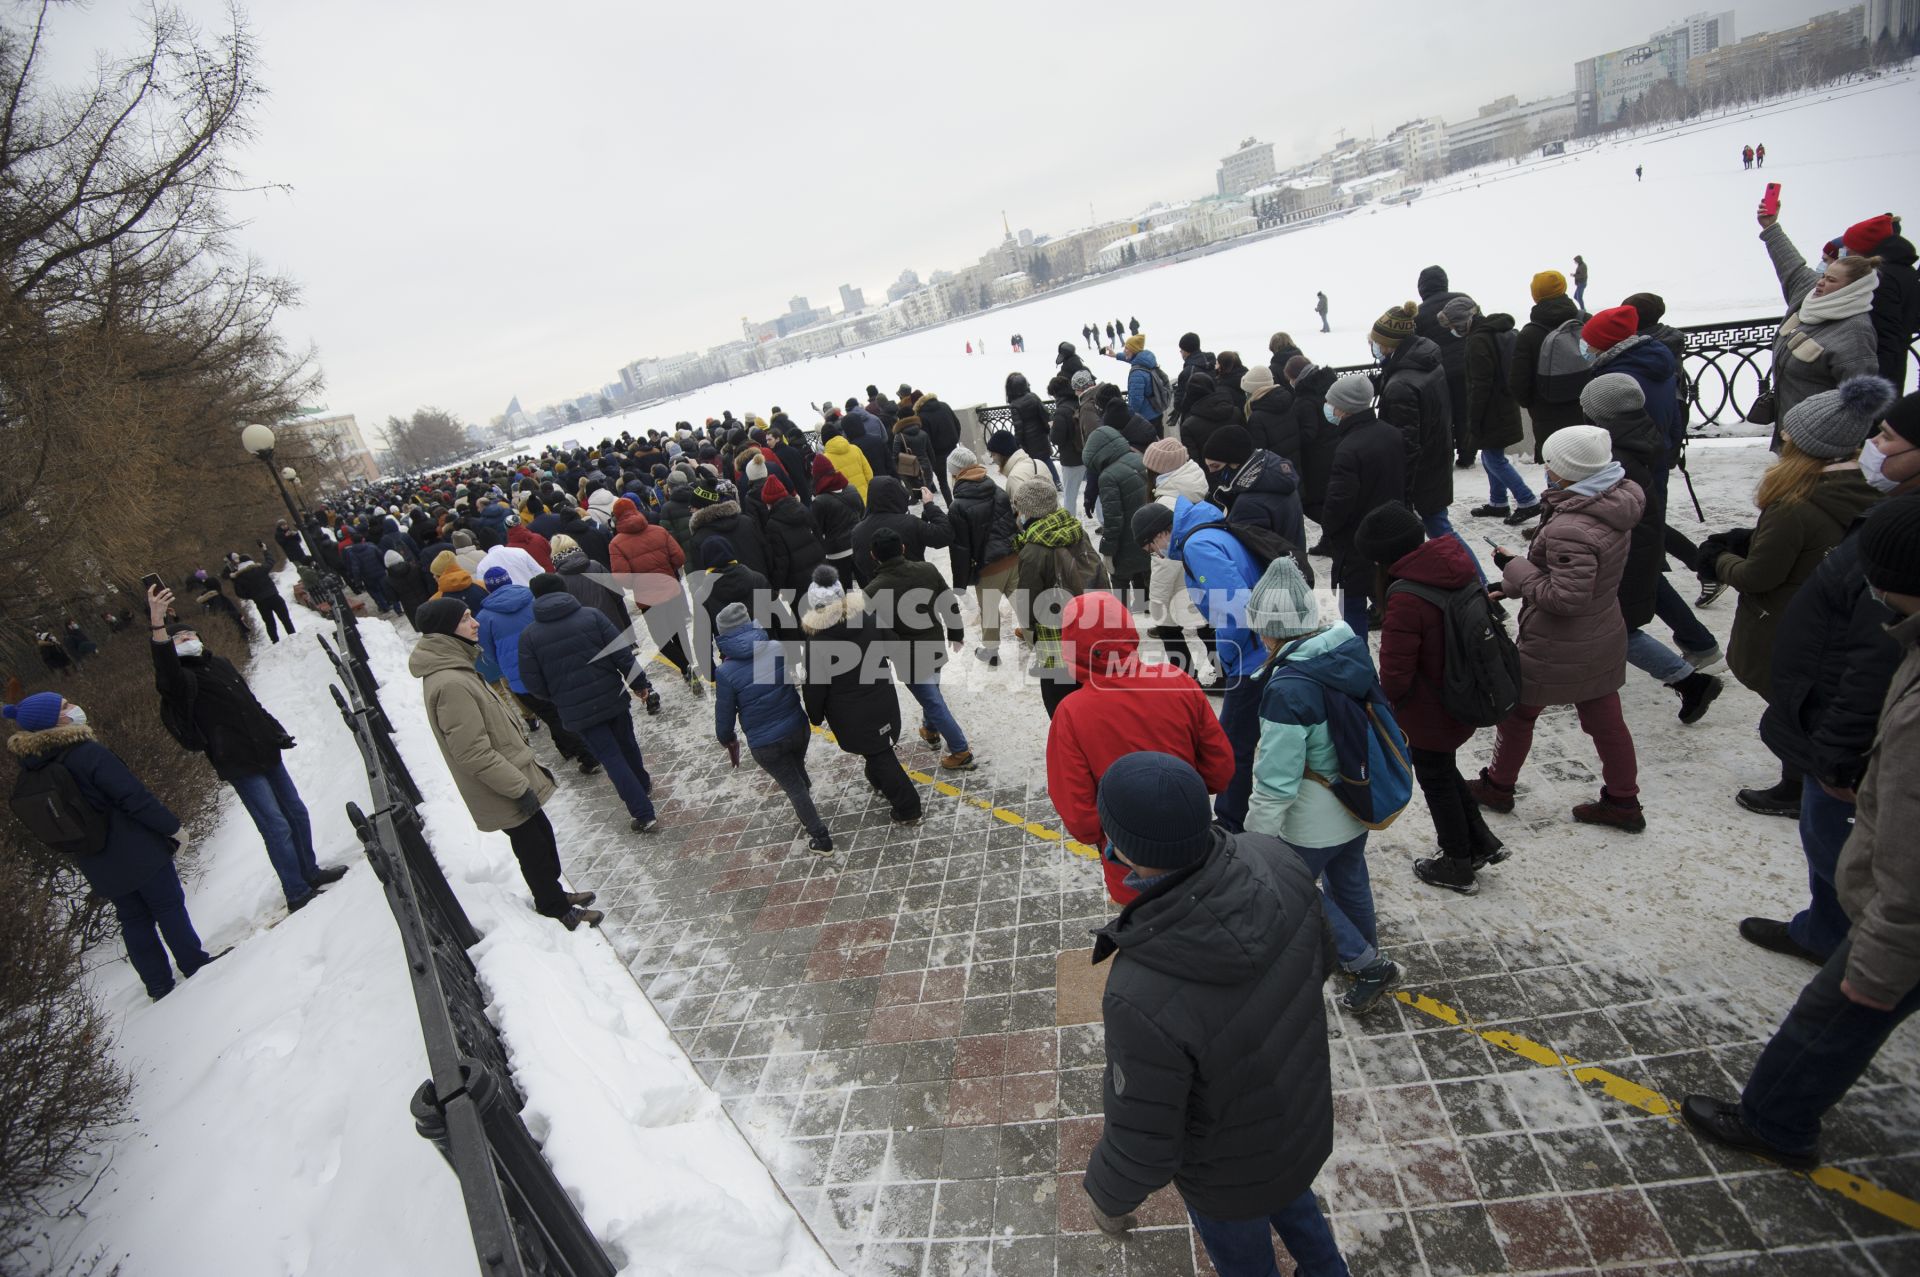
top-left (916, 394), bottom-right (962, 459)
top-left (554, 552), bottom-right (631, 632)
top-left (1248, 622), bottom-right (1374, 848)
top-left (226, 559), bottom-right (279, 603)
top-left (476, 545), bottom-right (543, 589)
top-left (7, 725), bottom-right (179, 899)
top-left (1075, 387), bottom-right (1106, 454)
top-left (863, 555), bottom-right (964, 682)
top-left (471, 501), bottom-right (511, 547)
top-left (609, 507), bottom-right (686, 607)
top-left (558, 512), bottom-right (612, 566)
top-left (386, 557), bottom-right (433, 623)
top-left (764, 496), bottom-right (828, 594)
top-left (850, 477), bottom-right (953, 586)
top-left (476, 583), bottom-right (538, 693)
top-left (771, 436), bottom-right (814, 506)
top-left (1319, 408), bottom-right (1407, 592)
top-left (1378, 536), bottom-right (1484, 752)
top-left (341, 540), bottom-right (389, 594)
top-left (1834, 609), bottom-right (1920, 1007)
top-left (1590, 335), bottom-right (1681, 455)
top-left (799, 589), bottom-right (902, 756)
top-left (1376, 335), bottom-right (1453, 517)
top-left (996, 448), bottom-right (1048, 491)
top-left (1763, 224), bottom-right (1882, 428)
top-left (1125, 348), bottom-right (1163, 423)
top-left (432, 566), bottom-right (489, 614)
top-left (1177, 388), bottom-right (1239, 468)
top-left (1082, 425), bottom-right (1151, 581)
top-left (1759, 524), bottom-right (1902, 790)
top-left (1246, 383), bottom-right (1301, 471)
top-left (506, 523), bottom-right (554, 571)
top-left (846, 408), bottom-right (895, 480)
top-left (410, 633), bottom-right (554, 833)
top-left (1008, 387), bottom-right (1055, 462)
top-left (712, 621), bottom-right (809, 749)
top-left (946, 470), bottom-right (1017, 588)
top-left (823, 435), bottom-right (874, 500)
top-left (810, 485), bottom-right (864, 559)
top-left (1594, 408), bottom-right (1668, 630)
top-left (1414, 266), bottom-right (1469, 429)
top-left (1056, 347), bottom-right (1090, 383)
top-left (1288, 365), bottom-right (1340, 521)
top-left (150, 637), bottom-right (291, 780)
top-left (1045, 593), bottom-right (1235, 901)
top-left (1169, 496), bottom-right (1266, 678)
top-left (1015, 507), bottom-right (1109, 668)
top-left (1862, 232), bottom-right (1920, 389)
top-left (1509, 294), bottom-right (1586, 457)
top-left (1461, 313), bottom-right (1523, 453)
top-left (1146, 465), bottom-right (1212, 630)
top-left (891, 417), bottom-right (938, 485)
top-left (1083, 829), bottom-right (1331, 1221)
top-left (1173, 349), bottom-right (1216, 419)
top-left (657, 492), bottom-right (697, 562)
top-left (1049, 396), bottom-right (1084, 468)
top-left (689, 500), bottom-right (772, 579)
top-left (1219, 450), bottom-right (1307, 566)
top-left (1715, 470), bottom-right (1883, 697)
top-left (515, 592), bottom-right (642, 732)
top-left (1500, 473), bottom-right (1644, 706)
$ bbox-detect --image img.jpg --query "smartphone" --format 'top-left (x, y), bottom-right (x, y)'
top-left (1760, 182), bottom-right (1781, 217)
top-left (140, 572), bottom-right (165, 596)
top-left (1483, 538), bottom-right (1504, 550)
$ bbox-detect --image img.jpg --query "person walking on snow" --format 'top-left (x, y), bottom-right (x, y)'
top-left (1315, 290), bottom-right (1329, 333)
top-left (863, 526), bottom-right (976, 772)
top-left (1572, 255), bottom-right (1588, 312)
top-left (711, 601), bottom-right (834, 854)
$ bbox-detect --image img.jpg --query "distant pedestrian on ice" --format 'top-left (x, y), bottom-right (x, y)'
top-left (1572, 255), bottom-right (1589, 312)
top-left (1743, 145), bottom-right (1754, 170)
top-left (1756, 143), bottom-right (1766, 168)
top-left (1636, 164), bottom-right (1643, 182)
top-left (1315, 291), bottom-right (1330, 333)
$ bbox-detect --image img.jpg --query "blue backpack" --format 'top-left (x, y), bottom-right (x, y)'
top-left (1272, 658), bottom-right (1413, 830)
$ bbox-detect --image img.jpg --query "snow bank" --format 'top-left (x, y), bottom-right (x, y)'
top-left (38, 572), bottom-right (835, 1277)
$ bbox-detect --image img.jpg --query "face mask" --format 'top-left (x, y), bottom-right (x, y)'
top-left (1368, 341), bottom-right (1385, 363)
top-left (175, 638), bottom-right (204, 659)
top-left (1859, 440), bottom-right (1903, 493)
top-left (1578, 340), bottom-right (1596, 362)
top-left (1323, 404), bottom-right (1339, 425)
top-left (63, 706), bottom-right (87, 726)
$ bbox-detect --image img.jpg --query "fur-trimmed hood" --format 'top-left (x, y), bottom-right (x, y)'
top-left (800, 588), bottom-right (867, 636)
top-left (7, 722), bottom-right (94, 760)
top-left (689, 499), bottom-right (743, 533)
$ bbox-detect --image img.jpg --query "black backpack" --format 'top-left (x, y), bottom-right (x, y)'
top-left (1180, 517), bottom-right (1313, 586)
top-left (9, 753), bottom-right (109, 856)
top-left (1384, 580), bottom-right (1521, 727)
top-left (159, 689), bottom-right (208, 753)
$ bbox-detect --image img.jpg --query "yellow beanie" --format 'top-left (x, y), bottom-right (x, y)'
top-left (1531, 270), bottom-right (1568, 303)
top-left (1123, 333), bottom-right (1146, 355)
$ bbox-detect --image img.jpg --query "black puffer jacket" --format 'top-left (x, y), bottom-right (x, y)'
top-left (554, 552), bottom-right (629, 631)
top-left (947, 472), bottom-right (1018, 588)
top-left (1509, 294), bottom-right (1585, 456)
top-left (1461, 312), bottom-right (1523, 452)
top-left (916, 394), bottom-right (962, 458)
top-left (150, 638), bottom-right (291, 780)
top-left (1246, 387), bottom-right (1301, 471)
top-left (1083, 830), bottom-right (1332, 1221)
top-left (1375, 336), bottom-right (1453, 516)
top-left (800, 590), bottom-right (902, 756)
top-left (1268, 341), bottom-right (1303, 385)
top-left (1007, 375), bottom-right (1054, 461)
top-left (515, 592), bottom-right (642, 732)
top-left (1413, 265), bottom-right (1468, 431)
top-left (1865, 232), bottom-right (1920, 390)
top-left (1055, 344), bottom-right (1090, 383)
top-left (1319, 409), bottom-right (1407, 590)
top-left (1177, 375), bottom-right (1238, 467)
top-left (1049, 396), bottom-right (1084, 467)
top-left (1289, 365), bottom-right (1340, 520)
top-left (1596, 408), bottom-right (1666, 630)
top-left (763, 496), bottom-right (828, 592)
top-left (1221, 449), bottom-right (1307, 569)
top-left (1760, 520), bottom-right (1904, 790)
top-left (810, 486), bottom-right (864, 556)
top-left (689, 500), bottom-right (771, 578)
top-left (850, 477), bottom-right (953, 586)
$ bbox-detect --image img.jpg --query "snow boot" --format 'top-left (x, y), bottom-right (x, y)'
top-left (288, 885), bottom-right (325, 913)
top-left (1468, 504), bottom-right (1511, 519)
top-left (1572, 789), bottom-right (1646, 833)
top-left (1680, 1096), bottom-right (1817, 1171)
top-left (1504, 502), bottom-right (1543, 525)
top-left (891, 810), bottom-right (924, 828)
top-left (578, 757), bottom-right (602, 776)
top-left (630, 816), bottom-right (660, 833)
top-left (1736, 780), bottom-right (1801, 819)
top-left (644, 688), bottom-right (662, 716)
top-left (1466, 769), bottom-right (1515, 813)
top-left (1340, 959), bottom-right (1401, 1013)
top-left (1674, 671), bottom-right (1723, 724)
top-left (917, 725), bottom-right (942, 747)
top-left (560, 905), bottom-right (604, 931)
top-left (1414, 856), bottom-right (1479, 895)
top-left (565, 891), bottom-right (597, 908)
top-left (807, 830), bottom-right (834, 855)
top-left (941, 750), bottom-right (977, 771)
top-left (309, 864), bottom-right (349, 887)
top-left (1737, 917), bottom-right (1822, 965)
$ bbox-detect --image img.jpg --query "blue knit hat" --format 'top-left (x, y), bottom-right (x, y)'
top-left (1096, 752), bottom-right (1215, 871)
top-left (483, 566), bottom-right (512, 588)
top-left (2, 692), bottom-right (64, 732)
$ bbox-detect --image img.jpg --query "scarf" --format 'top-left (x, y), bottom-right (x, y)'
top-left (1796, 270), bottom-right (1879, 325)
top-left (1566, 460), bottom-right (1628, 497)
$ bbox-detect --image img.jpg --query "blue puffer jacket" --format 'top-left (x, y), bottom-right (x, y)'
top-left (476, 583), bottom-right (536, 693)
top-left (8, 725), bottom-right (179, 899)
top-left (342, 540), bottom-right (388, 591)
top-left (1126, 349), bottom-right (1163, 423)
top-left (1169, 496), bottom-right (1267, 678)
top-left (515, 592), bottom-right (641, 730)
top-left (1591, 335), bottom-right (1681, 457)
top-left (471, 502), bottom-right (511, 547)
top-left (713, 621), bottom-right (809, 748)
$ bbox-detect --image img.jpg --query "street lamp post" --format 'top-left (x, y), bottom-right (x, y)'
top-left (281, 465), bottom-right (312, 519)
top-left (240, 423), bottom-right (305, 532)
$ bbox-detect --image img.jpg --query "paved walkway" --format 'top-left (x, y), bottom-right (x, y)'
top-left (544, 680), bottom-right (1920, 1277)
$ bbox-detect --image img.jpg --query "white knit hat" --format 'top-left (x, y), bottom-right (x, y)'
top-left (804, 564), bottom-right (845, 613)
top-left (1541, 424), bottom-right (1615, 482)
top-left (946, 444), bottom-right (979, 476)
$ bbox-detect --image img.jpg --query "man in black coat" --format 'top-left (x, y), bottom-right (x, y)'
top-left (273, 519), bottom-right (311, 566)
top-left (688, 482), bottom-right (773, 580)
top-left (1004, 373), bottom-right (1059, 484)
top-left (1846, 216), bottom-right (1920, 393)
top-left (1079, 752), bottom-right (1345, 1275)
top-left (1283, 356), bottom-right (1340, 530)
top-left (1318, 375), bottom-right (1405, 638)
top-left (146, 586), bottom-right (344, 911)
top-left (1055, 340), bottom-right (1089, 384)
top-left (798, 567), bottom-right (920, 823)
top-left (849, 476), bottom-right (952, 586)
top-left (915, 392), bottom-right (962, 502)
top-left (1411, 265), bottom-right (1472, 465)
top-left (227, 554), bottom-right (297, 642)
top-left (1171, 331), bottom-right (1215, 421)
top-left (1373, 304), bottom-right (1479, 583)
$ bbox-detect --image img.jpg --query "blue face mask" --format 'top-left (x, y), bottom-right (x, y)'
top-left (1368, 340), bottom-right (1386, 363)
top-left (1323, 403), bottom-right (1339, 425)
top-left (1578, 339), bottom-right (1596, 362)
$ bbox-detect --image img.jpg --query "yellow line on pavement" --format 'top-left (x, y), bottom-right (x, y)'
top-left (1392, 990), bottom-right (1920, 1230)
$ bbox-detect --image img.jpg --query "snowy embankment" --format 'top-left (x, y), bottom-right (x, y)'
top-left (40, 570), bottom-right (836, 1277)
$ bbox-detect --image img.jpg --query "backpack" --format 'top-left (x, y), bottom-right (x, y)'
top-left (1384, 580), bottom-right (1522, 727)
top-left (1179, 518), bottom-right (1312, 586)
top-left (1535, 318), bottom-right (1593, 405)
top-left (159, 692), bottom-right (208, 753)
top-left (9, 754), bottom-right (109, 856)
top-left (1143, 363), bottom-right (1174, 415)
top-left (1272, 661), bottom-right (1413, 830)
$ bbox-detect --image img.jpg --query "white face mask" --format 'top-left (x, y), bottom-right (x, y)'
top-left (1323, 404), bottom-right (1339, 425)
top-left (1859, 440), bottom-right (1903, 493)
top-left (1579, 339), bottom-right (1597, 362)
top-left (64, 706), bottom-right (87, 725)
top-left (174, 638), bottom-right (205, 659)
top-left (1368, 341), bottom-right (1386, 363)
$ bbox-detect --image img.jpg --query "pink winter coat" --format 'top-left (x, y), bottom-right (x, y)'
top-left (1501, 476), bottom-right (1645, 707)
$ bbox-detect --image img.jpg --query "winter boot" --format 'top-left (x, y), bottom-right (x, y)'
top-left (1737, 917), bottom-right (1822, 965)
top-left (1414, 856), bottom-right (1479, 895)
top-left (807, 830), bottom-right (834, 854)
top-left (565, 890), bottom-right (597, 908)
top-left (941, 750), bottom-right (977, 771)
top-left (1466, 769), bottom-right (1515, 813)
top-left (1680, 1096), bottom-right (1817, 1170)
top-left (560, 905), bottom-right (604, 931)
top-left (1504, 502), bottom-right (1543, 525)
top-left (644, 688), bottom-right (662, 716)
top-left (1468, 504), bottom-right (1511, 519)
top-left (917, 725), bottom-right (942, 747)
top-left (630, 816), bottom-right (660, 833)
top-left (578, 757), bottom-right (602, 776)
top-left (1683, 643), bottom-right (1726, 672)
top-left (1340, 959), bottom-right (1402, 1013)
top-left (1736, 779), bottom-right (1801, 819)
top-left (1673, 671), bottom-right (1724, 724)
top-left (309, 864), bottom-right (349, 887)
top-left (891, 810), bottom-right (924, 827)
top-left (1572, 789), bottom-right (1646, 833)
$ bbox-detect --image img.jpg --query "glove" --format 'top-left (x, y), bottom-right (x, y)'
top-left (1082, 486), bottom-right (1097, 518)
top-left (513, 788), bottom-right (541, 820)
top-left (1721, 526), bottom-right (1754, 557)
top-left (721, 737), bottom-right (741, 767)
top-left (1089, 1204), bottom-right (1137, 1238)
top-left (1696, 549), bottom-right (1727, 585)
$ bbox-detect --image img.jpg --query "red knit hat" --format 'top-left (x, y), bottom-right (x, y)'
top-left (760, 475), bottom-right (790, 505)
top-left (1581, 305), bottom-right (1639, 354)
top-left (1843, 214), bottom-right (1897, 256)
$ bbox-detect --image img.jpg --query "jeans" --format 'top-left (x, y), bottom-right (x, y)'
top-left (1481, 449), bottom-right (1536, 507)
top-left (1409, 746), bottom-right (1498, 860)
top-left (1788, 776), bottom-right (1855, 959)
top-left (1489, 694), bottom-right (1638, 799)
top-left (1626, 629), bottom-right (1692, 685)
top-left (904, 677), bottom-right (968, 753)
top-left (1740, 937), bottom-right (1920, 1154)
top-left (1332, 557), bottom-right (1372, 641)
top-left (1655, 576), bottom-right (1717, 655)
top-left (1187, 1191), bottom-right (1351, 1277)
top-left (1574, 283), bottom-right (1586, 311)
top-left (230, 760), bottom-right (321, 903)
top-left (1060, 464), bottom-right (1086, 518)
top-left (112, 863), bottom-right (212, 998)
top-left (361, 580), bottom-right (398, 614)
top-left (1215, 674), bottom-right (1264, 831)
top-left (1420, 511), bottom-right (1487, 586)
top-left (863, 748), bottom-right (921, 819)
top-left (1287, 833), bottom-right (1378, 972)
top-left (749, 728), bottom-right (826, 837)
top-left (578, 710), bottom-right (655, 822)
top-left (1038, 454), bottom-right (1061, 486)
top-left (504, 810), bottom-right (570, 916)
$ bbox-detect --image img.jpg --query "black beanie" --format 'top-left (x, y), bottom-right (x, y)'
top-left (1096, 752), bottom-right (1215, 870)
top-left (1203, 425), bottom-right (1253, 467)
top-left (872, 526), bottom-right (904, 561)
top-left (529, 573), bottom-right (567, 597)
top-left (1131, 502), bottom-right (1174, 547)
top-left (1622, 292), bottom-right (1667, 330)
top-left (700, 535), bottom-right (738, 570)
top-left (1885, 391), bottom-right (1920, 447)
top-left (414, 597), bottom-right (469, 637)
top-left (1859, 495), bottom-right (1920, 596)
top-left (1102, 396), bottom-right (1131, 429)
top-left (1354, 501), bottom-right (1427, 568)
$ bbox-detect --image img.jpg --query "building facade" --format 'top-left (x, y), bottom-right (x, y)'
top-left (1576, 28), bottom-right (1691, 130)
top-left (1215, 137), bottom-right (1276, 197)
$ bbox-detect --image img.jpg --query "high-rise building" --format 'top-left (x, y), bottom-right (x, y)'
top-left (1215, 137), bottom-right (1276, 197)
top-left (1867, 0), bottom-right (1919, 39)
top-left (1575, 27), bottom-right (1691, 130)
top-left (839, 284), bottom-right (866, 312)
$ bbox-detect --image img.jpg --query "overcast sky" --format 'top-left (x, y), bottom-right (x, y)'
top-left (44, 1), bottom-right (1837, 433)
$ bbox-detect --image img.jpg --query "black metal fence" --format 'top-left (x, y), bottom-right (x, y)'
top-left (316, 580), bottom-right (614, 1277)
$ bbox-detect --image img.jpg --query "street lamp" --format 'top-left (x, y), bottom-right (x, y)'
top-left (281, 465), bottom-right (312, 518)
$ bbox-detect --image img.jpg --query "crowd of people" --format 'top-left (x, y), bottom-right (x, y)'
top-left (7, 201), bottom-right (1919, 1276)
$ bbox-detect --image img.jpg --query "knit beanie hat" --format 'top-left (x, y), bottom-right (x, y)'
top-left (1371, 302), bottom-right (1418, 349)
top-left (804, 564), bottom-right (846, 613)
top-left (2, 691), bottom-right (64, 732)
top-left (699, 535), bottom-right (737, 569)
top-left (1326, 374), bottom-right (1374, 415)
top-left (1885, 391), bottom-right (1920, 446)
top-left (1102, 397), bottom-right (1131, 429)
top-left (1438, 295), bottom-right (1478, 329)
top-left (761, 475), bottom-right (790, 505)
top-left (1179, 332), bottom-right (1200, 354)
top-left (1245, 557), bottom-right (1322, 639)
top-left (384, 549), bottom-right (406, 569)
top-left (1096, 752), bottom-right (1215, 871)
top-left (1131, 502), bottom-right (1174, 547)
top-left (1123, 333), bottom-right (1146, 355)
top-left (1283, 354), bottom-right (1312, 383)
top-left (451, 530), bottom-right (475, 548)
top-left (1203, 425), bottom-right (1253, 467)
top-left (483, 566), bottom-right (512, 589)
top-left (947, 444), bottom-right (979, 475)
top-left (1843, 213), bottom-right (1897, 256)
top-left (1580, 372), bottom-right (1647, 422)
top-left (1621, 292), bottom-right (1666, 329)
top-left (666, 470), bottom-right (691, 490)
top-left (1858, 494), bottom-right (1920, 595)
top-left (871, 527), bottom-right (904, 561)
top-left (715, 601), bottom-right (752, 634)
top-left (528, 573), bottom-right (567, 597)
top-left (413, 597), bottom-right (469, 639)
top-left (1143, 438), bottom-right (1188, 475)
top-left (1580, 306), bottom-right (1639, 354)
top-left (986, 430), bottom-right (1019, 459)
top-left (1530, 270), bottom-right (1567, 303)
top-left (1070, 369), bottom-right (1094, 392)
top-left (1541, 424), bottom-right (1615, 481)
top-left (745, 455), bottom-right (769, 484)
top-left (1012, 475), bottom-right (1060, 518)
top-left (1243, 364), bottom-right (1275, 397)
top-left (1353, 501), bottom-right (1426, 569)
top-left (549, 533), bottom-right (579, 557)
top-left (1784, 375), bottom-right (1898, 459)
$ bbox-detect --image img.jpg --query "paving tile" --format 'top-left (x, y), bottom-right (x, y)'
top-left (1409, 1204), bottom-right (1508, 1277)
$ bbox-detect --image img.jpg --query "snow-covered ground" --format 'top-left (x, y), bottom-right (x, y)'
top-left (521, 71), bottom-right (1920, 447)
top-left (37, 571), bottom-right (836, 1277)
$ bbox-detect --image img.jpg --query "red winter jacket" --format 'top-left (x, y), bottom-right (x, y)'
top-left (609, 506), bottom-right (685, 606)
top-left (506, 522), bottom-right (553, 571)
top-left (1045, 592), bottom-right (1236, 904)
top-left (1376, 534), bottom-right (1480, 752)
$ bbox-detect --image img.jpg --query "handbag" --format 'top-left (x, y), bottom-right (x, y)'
top-left (1746, 373), bottom-right (1776, 426)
